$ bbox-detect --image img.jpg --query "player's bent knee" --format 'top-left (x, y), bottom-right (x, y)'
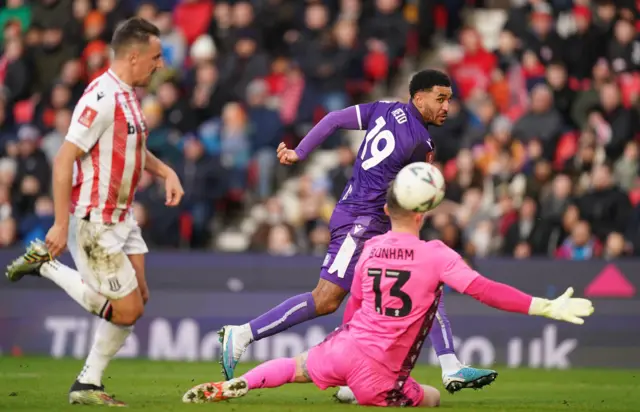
top-left (311, 279), bottom-right (348, 316)
top-left (109, 289), bottom-right (145, 326)
top-left (293, 352), bottom-right (312, 383)
top-left (419, 385), bottom-right (440, 408)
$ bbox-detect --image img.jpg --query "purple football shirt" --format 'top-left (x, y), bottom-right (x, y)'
top-left (295, 101), bottom-right (434, 217)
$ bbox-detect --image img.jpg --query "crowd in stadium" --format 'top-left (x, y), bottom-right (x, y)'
top-left (0, 0), bottom-right (638, 260)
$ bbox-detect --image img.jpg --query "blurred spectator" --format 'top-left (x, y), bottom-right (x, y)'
top-left (59, 59), bottom-right (86, 104)
top-left (220, 29), bottom-right (269, 101)
top-left (156, 11), bottom-right (187, 70)
top-left (96, 0), bottom-right (131, 41)
top-left (32, 0), bottom-right (72, 32)
top-left (190, 60), bottom-right (229, 124)
top-left (603, 231), bottom-right (629, 260)
top-left (607, 17), bottom-right (640, 75)
top-left (576, 164), bottom-right (632, 241)
top-left (0, 0), bottom-right (31, 43)
top-left (512, 83), bottom-right (563, 157)
top-left (19, 194), bottom-right (53, 245)
top-left (41, 108), bottom-right (70, 163)
top-left (11, 125), bottom-right (50, 217)
top-left (246, 79), bottom-right (283, 200)
top-left (173, 0), bottom-right (213, 46)
top-left (361, 0), bottom-right (408, 85)
top-left (503, 196), bottom-right (550, 256)
top-left (156, 79), bottom-right (196, 133)
top-left (446, 27), bottom-right (496, 101)
top-left (446, 149), bottom-right (483, 203)
top-left (522, 3), bottom-right (563, 67)
top-left (555, 220), bottom-right (602, 260)
top-left (545, 62), bottom-right (575, 128)
top-left (0, 216), bottom-right (16, 247)
top-left (540, 173), bottom-right (572, 223)
top-left (0, 184), bottom-right (12, 221)
top-left (594, 81), bottom-right (636, 160)
top-left (218, 102), bottom-right (251, 192)
top-left (564, 5), bottom-right (606, 81)
top-left (613, 141), bottom-right (639, 191)
top-left (33, 25), bottom-right (75, 94)
top-left (0, 0), bottom-right (639, 257)
top-left (266, 223), bottom-right (298, 256)
top-left (2, 36), bottom-right (32, 105)
top-left (175, 136), bottom-right (224, 248)
top-left (142, 96), bottom-right (182, 166)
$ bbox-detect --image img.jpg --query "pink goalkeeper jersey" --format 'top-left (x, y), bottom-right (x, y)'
top-left (348, 231), bottom-right (480, 374)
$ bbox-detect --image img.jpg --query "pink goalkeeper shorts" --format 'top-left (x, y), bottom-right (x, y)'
top-left (306, 327), bottom-right (424, 407)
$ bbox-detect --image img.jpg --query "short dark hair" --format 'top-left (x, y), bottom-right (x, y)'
top-left (409, 69), bottom-right (451, 98)
top-left (111, 17), bottom-right (160, 55)
top-left (385, 182), bottom-right (413, 219)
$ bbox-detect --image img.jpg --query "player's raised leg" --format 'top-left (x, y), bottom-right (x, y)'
top-left (183, 353), bottom-right (310, 403)
top-left (428, 295), bottom-right (497, 393)
top-left (218, 216), bottom-right (375, 380)
top-left (5, 239), bottom-right (139, 325)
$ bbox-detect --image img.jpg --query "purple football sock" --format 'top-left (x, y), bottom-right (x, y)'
top-left (428, 293), bottom-right (456, 356)
top-left (249, 292), bottom-right (317, 340)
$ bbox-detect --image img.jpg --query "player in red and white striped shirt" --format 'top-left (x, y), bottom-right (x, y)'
top-left (6, 17), bottom-right (184, 406)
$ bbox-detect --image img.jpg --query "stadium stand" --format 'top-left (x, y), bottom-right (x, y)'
top-left (0, 0), bottom-right (638, 260)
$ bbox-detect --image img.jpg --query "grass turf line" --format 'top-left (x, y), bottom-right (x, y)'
top-left (0, 357), bottom-right (638, 411)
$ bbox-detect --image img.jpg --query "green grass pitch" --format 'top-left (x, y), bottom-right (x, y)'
top-left (0, 357), bottom-right (638, 411)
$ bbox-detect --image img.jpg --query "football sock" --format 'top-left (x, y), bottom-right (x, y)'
top-left (242, 358), bottom-right (297, 389)
top-left (77, 320), bottom-right (132, 386)
top-left (40, 261), bottom-right (112, 320)
top-left (428, 295), bottom-right (463, 374)
top-left (248, 292), bottom-right (317, 341)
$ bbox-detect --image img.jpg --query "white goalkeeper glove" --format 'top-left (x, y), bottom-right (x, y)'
top-left (528, 287), bottom-right (594, 325)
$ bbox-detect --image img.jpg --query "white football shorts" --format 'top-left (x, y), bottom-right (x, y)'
top-left (67, 213), bottom-right (148, 300)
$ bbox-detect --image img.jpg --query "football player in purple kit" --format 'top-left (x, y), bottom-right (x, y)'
top-left (219, 70), bottom-right (498, 394)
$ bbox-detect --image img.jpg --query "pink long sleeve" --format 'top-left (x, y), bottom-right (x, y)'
top-left (464, 275), bottom-right (533, 314)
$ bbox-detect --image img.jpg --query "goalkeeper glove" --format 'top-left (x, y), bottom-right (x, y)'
top-left (528, 287), bottom-right (594, 325)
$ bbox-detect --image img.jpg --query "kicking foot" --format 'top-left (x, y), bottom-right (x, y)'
top-left (5, 239), bottom-right (51, 282)
top-left (182, 378), bottom-right (249, 403)
top-left (443, 366), bottom-right (498, 394)
top-left (218, 325), bottom-right (252, 380)
top-left (68, 380), bottom-right (127, 406)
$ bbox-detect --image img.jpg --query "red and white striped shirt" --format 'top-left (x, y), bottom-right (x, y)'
top-left (67, 69), bottom-right (147, 224)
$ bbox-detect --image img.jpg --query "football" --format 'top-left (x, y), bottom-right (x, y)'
top-left (393, 162), bottom-right (446, 212)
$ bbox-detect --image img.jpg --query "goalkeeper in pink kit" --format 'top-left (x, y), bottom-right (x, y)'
top-left (183, 171), bottom-right (594, 407)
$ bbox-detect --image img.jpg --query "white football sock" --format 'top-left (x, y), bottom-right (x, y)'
top-left (439, 353), bottom-right (463, 376)
top-left (238, 323), bottom-right (254, 342)
top-left (40, 261), bottom-right (108, 316)
top-left (77, 320), bottom-right (133, 386)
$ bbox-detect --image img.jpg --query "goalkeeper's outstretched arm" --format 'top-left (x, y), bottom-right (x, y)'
top-left (461, 276), bottom-right (594, 325)
top-left (434, 242), bottom-right (594, 325)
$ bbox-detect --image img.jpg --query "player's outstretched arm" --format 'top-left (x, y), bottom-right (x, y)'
top-left (464, 277), bottom-right (594, 325)
top-left (292, 105), bottom-right (367, 162)
top-left (435, 242), bottom-right (594, 325)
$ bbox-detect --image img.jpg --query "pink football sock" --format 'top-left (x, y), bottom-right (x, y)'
top-left (242, 358), bottom-right (297, 389)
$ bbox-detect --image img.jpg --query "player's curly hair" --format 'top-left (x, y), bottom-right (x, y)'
top-left (409, 70), bottom-right (451, 98)
top-left (111, 17), bottom-right (160, 56)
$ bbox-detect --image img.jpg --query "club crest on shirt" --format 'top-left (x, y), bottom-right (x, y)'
top-left (78, 106), bottom-right (98, 128)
